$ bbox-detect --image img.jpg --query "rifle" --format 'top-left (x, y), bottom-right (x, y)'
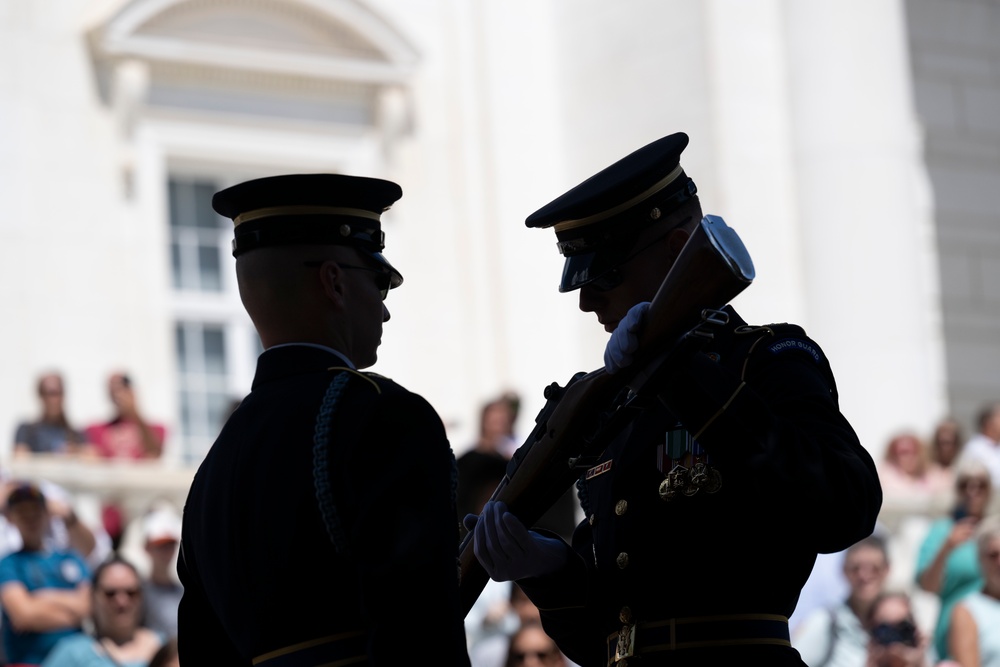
top-left (458, 215), bottom-right (755, 615)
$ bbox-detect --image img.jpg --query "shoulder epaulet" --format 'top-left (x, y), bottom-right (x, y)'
top-left (736, 323), bottom-right (838, 401)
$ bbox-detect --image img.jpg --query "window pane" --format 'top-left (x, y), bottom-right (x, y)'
top-left (171, 243), bottom-right (183, 290)
top-left (175, 324), bottom-right (188, 373)
top-left (193, 183), bottom-right (220, 229)
top-left (198, 245), bottom-right (222, 292)
top-left (203, 328), bottom-right (226, 375)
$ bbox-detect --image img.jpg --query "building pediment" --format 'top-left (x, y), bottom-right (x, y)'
top-left (92, 0), bottom-right (418, 84)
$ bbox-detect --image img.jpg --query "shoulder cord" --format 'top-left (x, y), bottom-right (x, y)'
top-left (312, 372), bottom-right (352, 555)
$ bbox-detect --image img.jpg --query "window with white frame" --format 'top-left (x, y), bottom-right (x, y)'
top-left (93, 0), bottom-right (418, 464)
top-left (168, 175), bottom-right (261, 464)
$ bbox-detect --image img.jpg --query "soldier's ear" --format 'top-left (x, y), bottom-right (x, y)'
top-left (317, 260), bottom-right (348, 308)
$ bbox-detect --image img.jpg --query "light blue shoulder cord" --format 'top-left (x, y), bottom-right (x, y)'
top-left (312, 372), bottom-right (351, 554)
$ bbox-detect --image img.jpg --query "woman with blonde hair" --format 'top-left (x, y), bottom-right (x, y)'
top-left (879, 431), bottom-right (952, 508)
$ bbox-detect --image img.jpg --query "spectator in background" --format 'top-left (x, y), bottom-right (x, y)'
top-left (13, 372), bottom-right (88, 457)
top-left (140, 507), bottom-right (183, 641)
top-left (85, 372), bottom-right (166, 460)
top-left (863, 591), bottom-right (932, 667)
top-left (879, 431), bottom-right (952, 508)
top-left (0, 477), bottom-right (111, 570)
top-left (471, 583), bottom-right (538, 667)
top-left (473, 584), bottom-right (581, 667)
top-left (947, 515), bottom-right (1000, 667)
top-left (459, 396), bottom-right (525, 655)
top-left (459, 393), bottom-right (580, 654)
top-left (41, 555), bottom-right (165, 666)
top-left (0, 482), bottom-right (91, 666)
top-left (85, 371), bottom-right (167, 552)
top-left (931, 418), bottom-right (965, 472)
top-left (916, 460), bottom-right (993, 662)
top-left (793, 534), bottom-right (893, 667)
top-left (457, 393), bottom-right (579, 543)
top-left (457, 395), bottom-right (519, 531)
top-left (503, 620), bottom-right (570, 667)
top-left (958, 402), bottom-right (1000, 493)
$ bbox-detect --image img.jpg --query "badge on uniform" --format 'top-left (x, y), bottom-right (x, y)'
top-left (657, 428), bottom-right (721, 501)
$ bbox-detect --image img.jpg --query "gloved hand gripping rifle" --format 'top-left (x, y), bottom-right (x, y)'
top-left (458, 215), bottom-right (755, 615)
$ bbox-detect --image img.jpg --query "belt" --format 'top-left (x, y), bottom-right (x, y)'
top-left (607, 613), bottom-right (790, 665)
top-left (253, 631), bottom-right (367, 667)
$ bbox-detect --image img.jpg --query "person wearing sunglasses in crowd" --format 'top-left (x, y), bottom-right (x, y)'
top-left (503, 621), bottom-right (569, 667)
top-left (466, 132), bottom-right (882, 666)
top-left (41, 556), bottom-right (165, 666)
top-left (177, 174), bottom-right (470, 665)
top-left (916, 460), bottom-right (994, 663)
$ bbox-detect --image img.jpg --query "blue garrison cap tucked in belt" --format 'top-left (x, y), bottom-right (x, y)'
top-left (607, 613), bottom-right (790, 666)
top-left (253, 631), bottom-right (367, 667)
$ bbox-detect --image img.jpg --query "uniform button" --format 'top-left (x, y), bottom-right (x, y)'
top-left (619, 606), bottom-right (632, 623)
top-left (617, 552), bottom-right (629, 569)
top-left (615, 499), bottom-right (628, 516)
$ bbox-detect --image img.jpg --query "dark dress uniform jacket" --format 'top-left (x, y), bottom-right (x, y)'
top-left (177, 345), bottom-right (470, 666)
top-left (518, 307), bottom-right (882, 667)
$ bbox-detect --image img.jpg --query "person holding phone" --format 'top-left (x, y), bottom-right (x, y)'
top-left (84, 372), bottom-right (166, 460)
top-left (864, 591), bottom-right (932, 667)
top-left (916, 459), bottom-right (994, 661)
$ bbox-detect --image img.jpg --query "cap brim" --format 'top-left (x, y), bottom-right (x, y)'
top-left (367, 251), bottom-right (403, 290)
top-left (558, 246), bottom-right (631, 292)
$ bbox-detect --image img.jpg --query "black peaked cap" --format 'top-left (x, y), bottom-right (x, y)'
top-left (214, 173), bottom-right (403, 287)
top-left (525, 133), bottom-right (697, 292)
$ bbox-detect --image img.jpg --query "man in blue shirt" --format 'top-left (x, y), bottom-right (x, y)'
top-left (0, 482), bottom-right (90, 665)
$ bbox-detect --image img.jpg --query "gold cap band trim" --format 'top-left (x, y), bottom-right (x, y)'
top-left (552, 164), bottom-right (685, 233)
top-left (234, 206), bottom-right (381, 227)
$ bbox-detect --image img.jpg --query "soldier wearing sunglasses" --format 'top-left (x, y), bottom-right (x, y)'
top-left (467, 133), bottom-right (882, 666)
top-left (178, 174), bottom-right (471, 666)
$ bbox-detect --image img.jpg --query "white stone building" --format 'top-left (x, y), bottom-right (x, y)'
top-left (0, 0), bottom-right (998, 517)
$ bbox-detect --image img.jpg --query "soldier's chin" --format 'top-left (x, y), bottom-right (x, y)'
top-left (357, 350), bottom-right (378, 370)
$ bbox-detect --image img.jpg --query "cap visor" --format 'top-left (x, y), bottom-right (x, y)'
top-left (559, 248), bottom-right (630, 292)
top-left (367, 251), bottom-right (403, 289)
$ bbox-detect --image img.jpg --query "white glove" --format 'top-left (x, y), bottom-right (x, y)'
top-left (604, 301), bottom-right (650, 374)
top-left (470, 501), bottom-right (567, 581)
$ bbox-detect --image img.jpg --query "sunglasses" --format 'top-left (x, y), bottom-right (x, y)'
top-left (303, 261), bottom-right (392, 300)
top-left (959, 479), bottom-right (990, 492)
top-left (584, 222), bottom-right (688, 293)
top-left (100, 587), bottom-right (140, 600)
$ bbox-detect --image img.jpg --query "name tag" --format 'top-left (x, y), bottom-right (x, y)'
top-left (586, 460), bottom-right (613, 480)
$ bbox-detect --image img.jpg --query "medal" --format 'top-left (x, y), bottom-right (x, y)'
top-left (704, 467), bottom-right (723, 493)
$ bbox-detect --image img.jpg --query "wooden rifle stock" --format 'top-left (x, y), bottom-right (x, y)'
top-left (458, 215), bottom-right (755, 615)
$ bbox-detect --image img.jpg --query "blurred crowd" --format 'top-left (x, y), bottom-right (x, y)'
top-left (457, 394), bottom-right (1000, 667)
top-left (1, 371), bottom-right (181, 666)
top-left (7, 367), bottom-right (1000, 667)
top-left (788, 402), bottom-right (1000, 667)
